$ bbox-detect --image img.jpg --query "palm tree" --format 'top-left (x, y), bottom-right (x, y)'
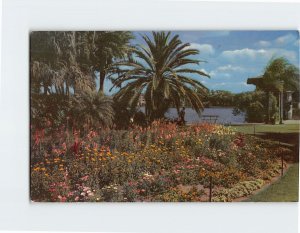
top-left (110, 31), bottom-right (210, 121)
top-left (248, 57), bottom-right (299, 123)
top-left (263, 57), bottom-right (299, 92)
top-left (70, 90), bottom-right (114, 129)
top-left (90, 31), bottom-right (134, 93)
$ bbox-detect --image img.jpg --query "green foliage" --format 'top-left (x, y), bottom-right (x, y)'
top-left (154, 186), bottom-right (205, 202)
top-left (212, 179), bottom-right (264, 202)
top-left (262, 57), bottom-right (299, 93)
top-left (31, 91), bottom-right (114, 130)
top-left (30, 31), bottom-right (133, 130)
top-left (233, 91), bottom-right (276, 123)
top-left (70, 91), bottom-right (114, 129)
top-left (31, 94), bottom-right (71, 128)
top-left (30, 31), bottom-right (133, 95)
top-left (205, 90), bottom-right (235, 107)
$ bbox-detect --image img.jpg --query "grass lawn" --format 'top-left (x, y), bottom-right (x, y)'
top-left (233, 123), bottom-right (299, 147)
top-left (232, 123), bottom-right (299, 135)
top-left (246, 163), bottom-right (299, 202)
top-left (234, 122), bottom-right (299, 202)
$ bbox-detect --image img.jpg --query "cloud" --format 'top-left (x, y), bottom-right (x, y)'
top-left (188, 43), bottom-right (215, 57)
top-left (208, 70), bottom-right (231, 79)
top-left (221, 48), bottom-right (266, 60)
top-left (216, 64), bottom-right (244, 72)
top-left (255, 33), bottom-right (299, 49)
top-left (220, 48), bottom-right (297, 63)
top-left (212, 82), bottom-right (226, 87)
top-left (275, 33), bottom-right (298, 46)
top-left (256, 40), bottom-right (271, 47)
top-left (207, 64), bottom-right (245, 82)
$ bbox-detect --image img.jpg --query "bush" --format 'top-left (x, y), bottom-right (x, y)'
top-left (212, 179), bottom-right (264, 202)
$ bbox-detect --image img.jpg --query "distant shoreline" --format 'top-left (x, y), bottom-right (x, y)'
top-left (205, 106), bottom-right (235, 108)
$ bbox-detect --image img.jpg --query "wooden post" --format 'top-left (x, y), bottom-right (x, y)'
top-left (279, 134), bottom-right (284, 176)
top-left (281, 153), bottom-right (284, 177)
top-left (209, 176), bottom-right (212, 202)
top-left (66, 117), bottom-right (69, 144)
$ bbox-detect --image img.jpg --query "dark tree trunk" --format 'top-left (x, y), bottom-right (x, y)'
top-left (43, 83), bottom-right (48, 95)
top-left (54, 85), bottom-right (58, 94)
top-left (65, 80), bottom-right (70, 96)
top-left (99, 71), bottom-right (106, 93)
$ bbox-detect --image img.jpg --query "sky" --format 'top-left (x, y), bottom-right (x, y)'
top-left (104, 30), bottom-right (299, 94)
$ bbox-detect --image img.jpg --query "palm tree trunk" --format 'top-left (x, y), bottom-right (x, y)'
top-left (66, 80), bottom-right (69, 96)
top-left (43, 83), bottom-right (48, 95)
top-left (54, 84), bottom-right (59, 95)
top-left (99, 71), bottom-right (106, 93)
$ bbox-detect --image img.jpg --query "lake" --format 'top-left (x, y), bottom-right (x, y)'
top-left (141, 107), bottom-right (245, 124)
top-left (166, 107), bottom-right (245, 124)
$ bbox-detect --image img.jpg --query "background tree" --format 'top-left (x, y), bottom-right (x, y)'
top-left (205, 90), bottom-right (235, 107)
top-left (30, 31), bottom-right (133, 130)
top-left (90, 31), bottom-right (134, 93)
top-left (247, 57), bottom-right (299, 123)
top-left (233, 91), bottom-right (277, 123)
top-left (30, 32), bottom-right (95, 96)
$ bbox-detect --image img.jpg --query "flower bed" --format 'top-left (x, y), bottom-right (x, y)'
top-left (30, 122), bottom-right (291, 202)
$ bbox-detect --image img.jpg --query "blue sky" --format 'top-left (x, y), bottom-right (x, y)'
top-left (104, 30), bottom-right (299, 94)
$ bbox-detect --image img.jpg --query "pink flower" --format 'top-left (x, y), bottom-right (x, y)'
top-left (83, 187), bottom-right (90, 192)
top-left (80, 175), bottom-right (89, 181)
top-left (58, 195), bottom-right (67, 202)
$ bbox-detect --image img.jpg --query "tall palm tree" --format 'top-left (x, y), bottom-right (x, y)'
top-left (90, 31), bottom-right (134, 93)
top-left (111, 31), bottom-right (210, 121)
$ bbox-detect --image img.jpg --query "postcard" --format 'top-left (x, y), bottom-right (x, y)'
top-left (30, 31), bottom-right (299, 202)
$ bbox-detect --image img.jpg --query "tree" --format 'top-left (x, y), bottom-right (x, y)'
top-left (205, 90), bottom-right (235, 107)
top-left (111, 31), bottom-right (209, 121)
top-left (30, 31), bottom-right (133, 130)
top-left (233, 91), bottom-right (277, 123)
top-left (70, 91), bottom-right (114, 130)
top-left (30, 32), bottom-right (95, 96)
top-left (247, 57), bottom-right (299, 123)
top-left (262, 57), bottom-right (299, 92)
top-left (30, 31), bottom-right (134, 95)
top-left (90, 31), bottom-right (134, 93)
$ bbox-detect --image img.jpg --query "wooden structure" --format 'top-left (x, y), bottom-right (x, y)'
top-left (201, 115), bottom-right (219, 123)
